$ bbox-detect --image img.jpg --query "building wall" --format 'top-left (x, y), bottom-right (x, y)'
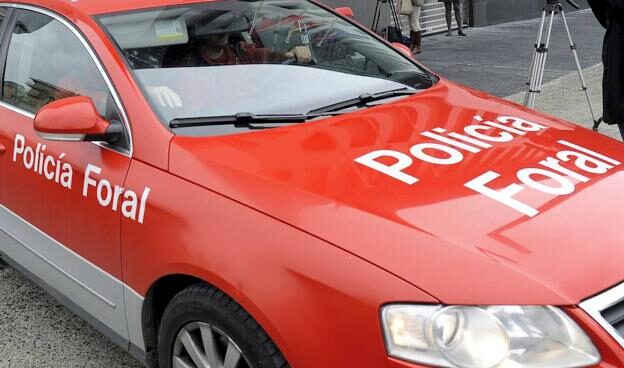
top-left (321, 0), bottom-right (378, 27)
top-left (321, 0), bottom-right (590, 28)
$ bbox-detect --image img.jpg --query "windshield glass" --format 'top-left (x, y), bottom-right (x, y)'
top-left (98, 0), bottom-right (435, 132)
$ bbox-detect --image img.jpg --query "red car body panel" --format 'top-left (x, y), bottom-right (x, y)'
top-left (0, 0), bottom-right (622, 367)
top-left (168, 80), bottom-right (624, 306)
top-left (121, 160), bottom-right (437, 367)
top-left (0, 108), bottom-right (131, 279)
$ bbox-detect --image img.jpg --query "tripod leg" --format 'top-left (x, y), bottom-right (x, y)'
top-left (389, 0), bottom-right (403, 35)
top-left (373, 0), bottom-right (381, 33)
top-left (560, 10), bottom-right (601, 127)
top-left (526, 9), bottom-right (556, 108)
top-left (524, 10), bottom-right (548, 106)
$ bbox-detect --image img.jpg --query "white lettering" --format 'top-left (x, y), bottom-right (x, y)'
top-left (465, 171), bottom-right (539, 217)
top-left (464, 125), bottom-right (514, 143)
top-left (498, 116), bottom-right (547, 132)
top-left (112, 186), bottom-right (125, 211)
top-left (410, 143), bottom-right (463, 165)
top-left (83, 164), bottom-right (101, 197)
top-left (558, 140), bottom-right (621, 165)
top-left (421, 131), bottom-right (481, 153)
top-left (11, 135), bottom-right (150, 224)
top-left (122, 190), bottom-right (138, 220)
top-left (138, 187), bottom-right (151, 224)
top-left (355, 150), bottom-right (419, 185)
top-left (13, 134), bottom-right (24, 162)
top-left (96, 179), bottom-right (113, 206)
top-left (539, 157), bottom-right (590, 183)
top-left (43, 155), bottom-right (55, 180)
top-left (556, 150), bottom-right (614, 174)
top-left (517, 168), bottom-right (575, 195)
top-left (23, 146), bottom-right (34, 169)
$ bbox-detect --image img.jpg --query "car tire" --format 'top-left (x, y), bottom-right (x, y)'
top-left (157, 283), bottom-right (289, 368)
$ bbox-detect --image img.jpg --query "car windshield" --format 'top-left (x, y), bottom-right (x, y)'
top-left (98, 0), bottom-right (435, 134)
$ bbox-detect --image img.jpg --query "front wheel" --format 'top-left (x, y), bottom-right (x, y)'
top-left (157, 283), bottom-right (288, 368)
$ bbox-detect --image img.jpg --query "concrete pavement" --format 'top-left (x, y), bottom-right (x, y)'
top-left (506, 63), bottom-right (622, 140)
top-left (0, 264), bottom-right (141, 367)
top-left (416, 9), bottom-right (621, 140)
top-left (417, 9), bottom-right (604, 97)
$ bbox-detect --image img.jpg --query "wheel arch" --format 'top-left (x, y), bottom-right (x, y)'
top-left (141, 274), bottom-right (206, 367)
top-left (140, 272), bottom-right (291, 368)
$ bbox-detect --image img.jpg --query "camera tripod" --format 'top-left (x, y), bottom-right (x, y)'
top-left (372, 0), bottom-right (403, 42)
top-left (524, 0), bottom-right (602, 130)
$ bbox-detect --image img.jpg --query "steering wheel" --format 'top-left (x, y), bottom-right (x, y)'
top-left (282, 57), bottom-right (297, 65)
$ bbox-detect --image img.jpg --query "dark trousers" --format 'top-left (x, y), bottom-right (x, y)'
top-left (444, 0), bottom-right (463, 31)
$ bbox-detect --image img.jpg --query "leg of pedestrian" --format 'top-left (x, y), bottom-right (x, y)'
top-left (455, 0), bottom-right (467, 36)
top-left (415, 30), bottom-right (422, 53)
top-left (409, 1), bottom-right (423, 54)
top-left (444, 2), bottom-right (452, 36)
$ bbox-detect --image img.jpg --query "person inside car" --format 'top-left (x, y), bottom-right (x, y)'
top-left (163, 12), bottom-right (312, 67)
top-left (151, 11), bottom-right (313, 108)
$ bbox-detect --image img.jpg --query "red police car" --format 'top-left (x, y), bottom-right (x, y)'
top-left (0, 0), bottom-right (622, 367)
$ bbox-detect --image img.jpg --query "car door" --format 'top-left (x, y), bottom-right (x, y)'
top-left (0, 8), bottom-right (132, 344)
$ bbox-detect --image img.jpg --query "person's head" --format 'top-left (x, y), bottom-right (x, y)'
top-left (193, 12), bottom-right (248, 49)
top-left (203, 33), bottom-right (230, 49)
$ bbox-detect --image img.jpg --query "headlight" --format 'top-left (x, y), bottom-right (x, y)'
top-left (381, 305), bottom-right (600, 368)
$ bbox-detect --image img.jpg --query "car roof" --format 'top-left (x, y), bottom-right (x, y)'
top-left (8, 0), bottom-right (217, 16)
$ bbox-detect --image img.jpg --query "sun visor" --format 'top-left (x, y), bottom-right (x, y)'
top-left (192, 12), bottom-right (251, 37)
top-left (101, 11), bottom-right (189, 49)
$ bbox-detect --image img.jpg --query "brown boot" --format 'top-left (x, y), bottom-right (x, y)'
top-left (414, 31), bottom-right (422, 54)
top-left (409, 31), bottom-right (417, 53)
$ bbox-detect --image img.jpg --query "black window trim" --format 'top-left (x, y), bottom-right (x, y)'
top-left (0, 3), bottom-right (133, 158)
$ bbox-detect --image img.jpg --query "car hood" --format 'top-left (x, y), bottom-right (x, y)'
top-left (169, 80), bottom-right (624, 305)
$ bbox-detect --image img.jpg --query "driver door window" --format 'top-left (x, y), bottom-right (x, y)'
top-left (1, 10), bottom-right (128, 150)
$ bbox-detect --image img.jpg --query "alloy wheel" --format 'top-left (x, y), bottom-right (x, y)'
top-left (172, 321), bottom-right (251, 368)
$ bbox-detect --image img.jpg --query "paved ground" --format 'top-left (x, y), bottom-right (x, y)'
top-left (0, 262), bottom-right (141, 367)
top-left (417, 8), bottom-right (621, 140)
top-left (417, 9), bottom-right (604, 97)
top-left (506, 63), bottom-right (622, 140)
top-left (0, 9), bottom-right (619, 368)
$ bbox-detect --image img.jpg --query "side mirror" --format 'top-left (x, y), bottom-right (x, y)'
top-left (391, 42), bottom-right (413, 58)
top-left (335, 7), bottom-right (354, 18)
top-left (34, 96), bottom-right (120, 143)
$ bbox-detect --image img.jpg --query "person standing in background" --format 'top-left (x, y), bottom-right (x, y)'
top-left (439, 0), bottom-right (466, 37)
top-left (587, 0), bottom-right (624, 140)
top-left (409, 0), bottom-right (424, 54)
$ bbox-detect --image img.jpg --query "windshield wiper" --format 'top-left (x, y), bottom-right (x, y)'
top-left (308, 88), bottom-right (418, 115)
top-left (170, 112), bottom-right (344, 129)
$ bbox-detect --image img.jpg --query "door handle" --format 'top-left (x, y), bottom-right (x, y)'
top-left (0, 142), bottom-right (5, 154)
